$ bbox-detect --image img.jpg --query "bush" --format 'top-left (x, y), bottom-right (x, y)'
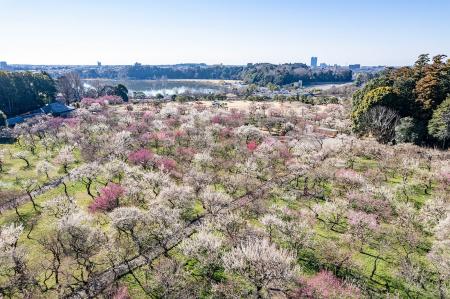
top-left (114, 84), bottom-right (129, 102)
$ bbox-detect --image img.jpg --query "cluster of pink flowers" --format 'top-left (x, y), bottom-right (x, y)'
top-left (89, 183), bottom-right (125, 213)
top-left (246, 140), bottom-right (258, 152)
top-left (128, 148), bottom-right (154, 167)
top-left (211, 115), bottom-right (222, 124)
top-left (295, 270), bottom-right (361, 299)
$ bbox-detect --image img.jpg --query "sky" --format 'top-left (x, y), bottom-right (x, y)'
top-left (0, 0), bottom-right (449, 66)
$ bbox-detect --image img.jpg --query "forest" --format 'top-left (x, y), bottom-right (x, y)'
top-left (352, 54), bottom-right (450, 147)
top-left (240, 63), bottom-right (353, 86)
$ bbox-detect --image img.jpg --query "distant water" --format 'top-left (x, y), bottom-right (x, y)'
top-left (304, 82), bottom-right (353, 90)
top-left (84, 79), bottom-right (228, 96)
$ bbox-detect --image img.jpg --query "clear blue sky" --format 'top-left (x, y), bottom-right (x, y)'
top-left (0, 0), bottom-right (449, 66)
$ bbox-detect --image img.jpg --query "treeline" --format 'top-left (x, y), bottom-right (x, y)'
top-left (0, 71), bottom-right (56, 117)
top-left (241, 63), bottom-right (353, 86)
top-left (51, 63), bottom-right (352, 86)
top-left (126, 64), bottom-right (244, 80)
top-left (352, 54), bottom-right (450, 147)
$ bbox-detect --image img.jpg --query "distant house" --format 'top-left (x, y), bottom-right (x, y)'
top-left (6, 116), bottom-right (27, 127)
top-left (6, 102), bottom-right (75, 127)
top-left (41, 102), bottom-right (76, 116)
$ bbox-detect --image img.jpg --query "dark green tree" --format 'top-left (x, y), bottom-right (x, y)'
top-left (428, 95), bottom-right (450, 147)
top-left (0, 71), bottom-right (56, 116)
top-left (395, 117), bottom-right (424, 144)
top-left (114, 84), bottom-right (129, 102)
top-left (352, 86), bottom-right (402, 132)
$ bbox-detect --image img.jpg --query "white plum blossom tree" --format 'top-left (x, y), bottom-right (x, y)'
top-left (223, 238), bottom-right (297, 297)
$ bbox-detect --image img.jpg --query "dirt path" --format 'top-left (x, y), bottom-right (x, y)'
top-left (0, 176), bottom-right (67, 213)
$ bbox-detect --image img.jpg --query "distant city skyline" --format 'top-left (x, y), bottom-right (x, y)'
top-left (1, 0), bottom-right (449, 66)
top-left (0, 59), bottom-right (381, 67)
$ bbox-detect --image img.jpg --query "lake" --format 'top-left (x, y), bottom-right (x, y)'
top-left (83, 79), bottom-right (236, 96)
top-left (304, 82), bottom-right (353, 90)
top-left (83, 79), bottom-right (351, 97)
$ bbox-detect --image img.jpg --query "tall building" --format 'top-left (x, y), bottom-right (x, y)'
top-left (310, 57), bottom-right (318, 68)
top-left (0, 61), bottom-right (7, 69)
